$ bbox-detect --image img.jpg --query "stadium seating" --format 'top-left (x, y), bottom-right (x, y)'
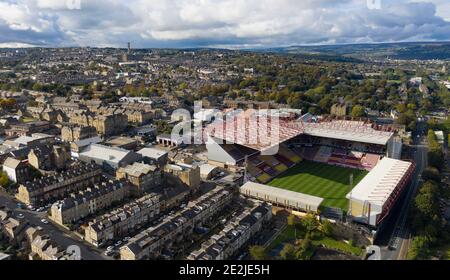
top-left (314, 146), bottom-right (332, 163)
top-left (361, 153), bottom-right (380, 171)
top-left (327, 150), bottom-right (365, 170)
top-left (301, 146), bottom-right (319, 160)
top-left (279, 145), bottom-right (302, 163)
top-left (256, 173), bottom-right (272, 184)
top-left (247, 163), bottom-right (263, 177)
top-left (222, 145), bottom-right (245, 161)
top-left (275, 154), bottom-right (295, 168)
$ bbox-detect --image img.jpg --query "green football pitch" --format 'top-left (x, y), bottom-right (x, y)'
top-left (268, 160), bottom-right (368, 211)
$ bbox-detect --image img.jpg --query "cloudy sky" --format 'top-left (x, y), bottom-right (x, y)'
top-left (0, 0), bottom-right (449, 48)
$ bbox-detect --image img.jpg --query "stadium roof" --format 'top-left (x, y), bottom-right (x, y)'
top-left (206, 116), bottom-right (304, 152)
top-left (207, 115), bottom-right (394, 151)
top-left (346, 157), bottom-right (412, 208)
top-left (303, 120), bottom-right (394, 145)
top-left (240, 181), bottom-right (324, 211)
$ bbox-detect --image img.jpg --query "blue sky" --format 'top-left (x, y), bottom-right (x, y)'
top-left (0, 0), bottom-right (449, 48)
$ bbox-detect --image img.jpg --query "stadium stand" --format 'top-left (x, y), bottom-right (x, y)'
top-left (279, 145), bottom-right (302, 163)
top-left (361, 154), bottom-right (381, 171)
top-left (314, 146), bottom-right (332, 163)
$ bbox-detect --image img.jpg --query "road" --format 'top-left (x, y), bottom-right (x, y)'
top-left (0, 192), bottom-right (108, 260)
top-left (380, 121), bottom-right (428, 260)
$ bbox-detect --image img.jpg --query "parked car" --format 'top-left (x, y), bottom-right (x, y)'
top-left (104, 250), bottom-right (114, 256)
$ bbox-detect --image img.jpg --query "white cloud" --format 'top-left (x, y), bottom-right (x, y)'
top-left (0, 0), bottom-right (448, 48)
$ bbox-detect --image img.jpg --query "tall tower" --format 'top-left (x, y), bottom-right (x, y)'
top-left (127, 42), bottom-right (131, 54)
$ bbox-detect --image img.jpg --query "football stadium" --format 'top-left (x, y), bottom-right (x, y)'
top-left (206, 112), bottom-right (415, 228)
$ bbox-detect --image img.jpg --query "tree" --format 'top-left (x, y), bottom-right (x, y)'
top-left (321, 219), bottom-right (334, 236)
top-left (0, 98), bottom-right (16, 110)
top-left (279, 244), bottom-right (297, 260)
top-left (301, 214), bottom-right (320, 234)
top-left (287, 214), bottom-right (299, 227)
top-left (249, 245), bottom-right (267, 260)
top-left (408, 235), bottom-right (433, 260)
top-left (421, 167), bottom-right (441, 182)
top-left (296, 235), bottom-right (313, 260)
top-left (415, 181), bottom-right (440, 217)
top-left (411, 180), bottom-right (441, 237)
top-left (351, 105), bottom-right (366, 118)
top-left (0, 171), bottom-right (10, 188)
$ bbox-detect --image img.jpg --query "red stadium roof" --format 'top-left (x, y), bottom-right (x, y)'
top-left (206, 116), bottom-right (304, 152)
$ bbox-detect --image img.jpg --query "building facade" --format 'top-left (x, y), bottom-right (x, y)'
top-left (16, 163), bottom-right (102, 206)
top-left (61, 125), bottom-right (98, 142)
top-left (116, 162), bottom-right (163, 194)
top-left (50, 179), bottom-right (130, 226)
top-left (120, 186), bottom-right (234, 260)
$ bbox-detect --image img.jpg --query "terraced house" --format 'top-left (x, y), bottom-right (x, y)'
top-left (120, 186), bottom-right (234, 260)
top-left (50, 179), bottom-right (130, 226)
top-left (84, 185), bottom-right (189, 247)
top-left (187, 203), bottom-right (272, 260)
top-left (16, 163), bottom-right (102, 206)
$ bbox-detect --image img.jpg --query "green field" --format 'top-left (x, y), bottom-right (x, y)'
top-left (268, 161), bottom-right (368, 211)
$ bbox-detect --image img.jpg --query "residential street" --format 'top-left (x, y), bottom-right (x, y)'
top-left (0, 192), bottom-right (107, 260)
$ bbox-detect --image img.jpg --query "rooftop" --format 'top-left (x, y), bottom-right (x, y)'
top-left (120, 162), bottom-right (158, 177)
top-left (240, 181), bottom-right (324, 210)
top-left (137, 147), bottom-right (168, 159)
top-left (303, 119), bottom-right (394, 146)
top-left (206, 116), bottom-right (303, 152)
top-left (346, 157), bottom-right (413, 208)
top-left (80, 144), bottom-right (134, 164)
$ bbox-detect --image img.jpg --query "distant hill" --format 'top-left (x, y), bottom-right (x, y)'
top-left (261, 41), bottom-right (450, 61)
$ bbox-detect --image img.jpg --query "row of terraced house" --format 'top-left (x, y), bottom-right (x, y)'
top-left (84, 185), bottom-right (190, 247)
top-left (120, 186), bottom-right (234, 260)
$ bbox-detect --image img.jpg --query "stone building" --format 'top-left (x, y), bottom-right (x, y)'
top-left (84, 185), bottom-right (189, 247)
top-left (120, 186), bottom-right (233, 260)
top-left (187, 203), bottom-right (272, 260)
top-left (16, 163), bottom-right (102, 206)
top-left (61, 125), bottom-right (98, 142)
top-left (2, 157), bottom-right (29, 183)
top-left (50, 179), bottom-right (130, 226)
top-left (69, 111), bottom-right (127, 137)
top-left (116, 162), bottom-right (163, 195)
top-left (164, 163), bottom-right (200, 189)
top-left (28, 229), bottom-right (80, 260)
top-left (5, 121), bottom-right (50, 137)
top-left (28, 143), bottom-right (71, 171)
